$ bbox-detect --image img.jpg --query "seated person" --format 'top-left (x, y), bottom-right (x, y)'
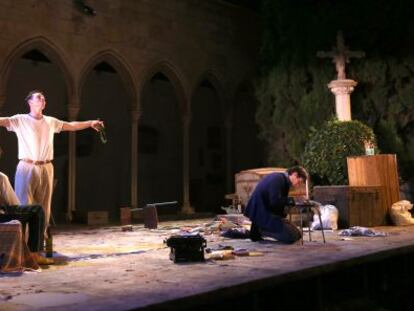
top-left (0, 172), bottom-right (53, 265)
top-left (243, 166), bottom-right (308, 244)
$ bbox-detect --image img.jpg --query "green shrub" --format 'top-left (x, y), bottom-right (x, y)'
top-left (302, 119), bottom-right (378, 185)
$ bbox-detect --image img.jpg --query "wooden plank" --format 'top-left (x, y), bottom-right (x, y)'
top-left (349, 186), bottom-right (384, 226)
top-left (347, 154), bottom-right (400, 213)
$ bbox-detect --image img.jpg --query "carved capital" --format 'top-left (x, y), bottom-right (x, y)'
top-left (328, 79), bottom-right (358, 95)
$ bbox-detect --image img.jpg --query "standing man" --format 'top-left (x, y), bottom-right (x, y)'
top-left (0, 90), bottom-right (104, 233)
top-left (244, 166), bottom-right (308, 244)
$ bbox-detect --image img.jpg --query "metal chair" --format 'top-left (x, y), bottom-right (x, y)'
top-left (287, 202), bottom-right (326, 244)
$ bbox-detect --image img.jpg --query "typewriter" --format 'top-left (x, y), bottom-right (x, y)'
top-left (165, 234), bottom-right (207, 263)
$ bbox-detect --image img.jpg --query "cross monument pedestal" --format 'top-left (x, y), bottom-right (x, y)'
top-left (317, 31), bottom-right (365, 121)
top-left (328, 79), bottom-right (357, 121)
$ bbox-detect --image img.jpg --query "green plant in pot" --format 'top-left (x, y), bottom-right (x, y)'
top-left (302, 118), bottom-right (378, 185)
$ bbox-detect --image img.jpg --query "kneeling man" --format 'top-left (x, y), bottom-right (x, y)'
top-left (244, 166), bottom-right (307, 244)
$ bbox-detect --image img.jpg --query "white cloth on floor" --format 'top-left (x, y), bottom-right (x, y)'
top-left (339, 226), bottom-right (387, 237)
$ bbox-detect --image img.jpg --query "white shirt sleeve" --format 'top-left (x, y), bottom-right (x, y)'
top-left (6, 115), bottom-right (21, 132)
top-left (48, 116), bottom-right (65, 133)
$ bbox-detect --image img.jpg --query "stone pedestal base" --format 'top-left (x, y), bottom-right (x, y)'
top-left (181, 204), bottom-right (195, 215)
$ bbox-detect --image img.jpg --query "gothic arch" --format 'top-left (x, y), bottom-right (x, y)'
top-left (0, 36), bottom-right (74, 103)
top-left (232, 79), bottom-right (255, 112)
top-left (192, 70), bottom-right (229, 113)
top-left (78, 50), bottom-right (137, 108)
top-left (139, 60), bottom-right (189, 116)
top-left (231, 78), bottom-right (264, 173)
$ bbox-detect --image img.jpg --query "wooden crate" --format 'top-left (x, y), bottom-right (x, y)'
top-left (120, 207), bottom-right (131, 226)
top-left (235, 167), bottom-right (306, 206)
top-left (347, 154), bottom-right (400, 213)
top-left (313, 185), bottom-right (384, 228)
top-left (348, 186), bottom-right (384, 227)
top-left (87, 211), bottom-right (108, 225)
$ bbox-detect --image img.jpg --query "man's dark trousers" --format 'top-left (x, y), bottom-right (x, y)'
top-left (0, 205), bottom-right (45, 252)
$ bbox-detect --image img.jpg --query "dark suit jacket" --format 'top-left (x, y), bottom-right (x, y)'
top-left (244, 172), bottom-right (291, 231)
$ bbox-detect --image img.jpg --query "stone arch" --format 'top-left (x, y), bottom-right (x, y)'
top-left (139, 60), bottom-right (189, 116)
top-left (191, 70), bottom-right (229, 113)
top-left (0, 36), bottom-right (74, 104)
top-left (189, 70), bottom-right (230, 212)
top-left (137, 60), bottom-right (188, 211)
top-left (231, 78), bottom-right (255, 112)
top-left (78, 50), bottom-right (137, 107)
top-left (231, 78), bottom-right (265, 173)
top-left (75, 49), bottom-right (135, 222)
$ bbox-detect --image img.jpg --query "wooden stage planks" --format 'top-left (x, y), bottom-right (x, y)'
top-left (1, 219), bottom-right (414, 310)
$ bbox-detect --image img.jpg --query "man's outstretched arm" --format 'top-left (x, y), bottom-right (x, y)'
top-left (62, 120), bottom-right (104, 132)
top-left (0, 117), bottom-right (10, 128)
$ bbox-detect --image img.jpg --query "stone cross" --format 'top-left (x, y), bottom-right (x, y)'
top-left (317, 31), bottom-right (365, 80)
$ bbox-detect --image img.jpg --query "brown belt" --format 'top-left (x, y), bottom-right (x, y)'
top-left (21, 159), bottom-right (52, 165)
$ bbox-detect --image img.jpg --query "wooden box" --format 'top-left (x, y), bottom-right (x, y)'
top-left (313, 185), bottom-right (384, 228)
top-left (87, 211), bottom-right (108, 225)
top-left (120, 207), bottom-right (131, 226)
top-left (235, 167), bottom-right (306, 206)
top-left (347, 154), bottom-right (400, 214)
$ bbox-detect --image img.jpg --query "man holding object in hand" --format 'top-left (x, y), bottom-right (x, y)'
top-left (0, 90), bottom-right (104, 234)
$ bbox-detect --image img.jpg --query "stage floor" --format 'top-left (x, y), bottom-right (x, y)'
top-left (1, 218), bottom-right (414, 310)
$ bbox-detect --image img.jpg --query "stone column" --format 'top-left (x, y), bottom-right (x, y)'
top-left (224, 115), bottom-right (233, 194)
top-left (181, 114), bottom-right (194, 214)
top-left (67, 104), bottom-right (80, 222)
top-left (0, 93), bottom-right (5, 141)
top-left (0, 92), bottom-right (5, 112)
top-left (130, 109), bottom-right (140, 210)
top-left (328, 79), bottom-right (358, 121)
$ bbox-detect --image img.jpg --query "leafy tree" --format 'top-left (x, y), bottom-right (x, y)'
top-left (302, 119), bottom-right (377, 185)
top-left (256, 0), bottom-right (414, 184)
